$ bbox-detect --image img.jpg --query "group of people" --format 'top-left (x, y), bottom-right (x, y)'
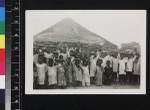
top-left (33, 47), bottom-right (141, 89)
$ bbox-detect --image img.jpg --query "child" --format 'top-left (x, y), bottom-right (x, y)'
top-left (47, 59), bottom-right (57, 88)
top-left (90, 53), bottom-right (100, 84)
top-left (65, 57), bottom-right (73, 86)
top-left (35, 55), bottom-right (48, 85)
top-left (44, 50), bottom-right (53, 65)
top-left (103, 60), bottom-right (112, 85)
top-left (80, 59), bottom-right (90, 87)
top-left (112, 54), bottom-right (119, 83)
top-left (95, 59), bottom-right (104, 86)
top-left (72, 58), bottom-right (82, 87)
top-left (126, 54), bottom-right (136, 84)
top-left (118, 54), bottom-right (127, 84)
top-left (57, 55), bottom-right (66, 88)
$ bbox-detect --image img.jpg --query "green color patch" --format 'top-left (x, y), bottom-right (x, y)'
top-left (0, 21), bottom-right (5, 34)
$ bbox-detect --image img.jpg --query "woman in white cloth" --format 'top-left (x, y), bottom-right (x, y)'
top-left (90, 52), bottom-right (100, 84)
top-left (47, 59), bottom-right (58, 88)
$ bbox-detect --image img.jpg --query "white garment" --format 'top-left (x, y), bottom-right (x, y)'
top-left (126, 57), bottom-right (136, 72)
top-left (44, 52), bottom-right (53, 59)
top-left (108, 56), bottom-right (113, 67)
top-left (102, 55), bottom-right (113, 67)
top-left (81, 66), bottom-right (90, 83)
top-left (112, 58), bottom-right (119, 72)
top-left (118, 59), bottom-right (127, 75)
top-left (47, 66), bottom-right (57, 85)
top-left (36, 63), bottom-right (47, 85)
top-left (102, 57), bottom-right (107, 68)
top-left (61, 53), bottom-right (68, 61)
top-left (90, 57), bottom-right (97, 77)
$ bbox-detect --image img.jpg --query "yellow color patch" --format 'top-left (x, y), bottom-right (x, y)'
top-left (0, 35), bottom-right (5, 48)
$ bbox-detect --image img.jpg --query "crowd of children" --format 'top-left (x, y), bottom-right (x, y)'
top-left (33, 47), bottom-right (141, 89)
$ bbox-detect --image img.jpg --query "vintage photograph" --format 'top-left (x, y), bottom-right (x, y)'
top-left (25, 10), bottom-right (146, 94)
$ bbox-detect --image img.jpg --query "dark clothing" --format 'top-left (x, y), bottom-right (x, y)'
top-left (119, 74), bottom-right (126, 84)
top-left (103, 66), bottom-right (113, 85)
top-left (112, 72), bottom-right (117, 83)
top-left (126, 71), bottom-right (133, 84)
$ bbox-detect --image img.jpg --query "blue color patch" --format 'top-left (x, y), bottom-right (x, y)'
top-left (0, 8), bottom-right (5, 21)
top-left (0, 0), bottom-right (5, 7)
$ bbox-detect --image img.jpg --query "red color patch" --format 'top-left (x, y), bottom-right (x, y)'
top-left (0, 49), bottom-right (5, 62)
top-left (0, 61), bottom-right (5, 75)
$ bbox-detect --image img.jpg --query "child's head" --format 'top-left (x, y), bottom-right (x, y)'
top-left (97, 59), bottom-right (103, 66)
top-left (127, 54), bottom-right (131, 59)
top-left (58, 55), bottom-right (64, 64)
top-left (120, 53), bottom-right (124, 59)
top-left (46, 49), bottom-right (50, 54)
top-left (59, 55), bottom-right (63, 60)
top-left (49, 59), bottom-right (54, 66)
top-left (83, 59), bottom-right (88, 67)
top-left (67, 57), bottom-right (71, 64)
top-left (38, 55), bottom-right (44, 64)
top-left (75, 58), bottom-right (80, 67)
top-left (106, 60), bottom-right (111, 67)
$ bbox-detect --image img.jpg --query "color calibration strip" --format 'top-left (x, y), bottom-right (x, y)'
top-left (0, 0), bottom-right (5, 89)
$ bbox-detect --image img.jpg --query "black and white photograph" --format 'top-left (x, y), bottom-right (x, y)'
top-left (25, 10), bottom-right (146, 94)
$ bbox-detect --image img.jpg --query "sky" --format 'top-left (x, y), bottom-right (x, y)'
top-left (26, 10), bottom-right (146, 47)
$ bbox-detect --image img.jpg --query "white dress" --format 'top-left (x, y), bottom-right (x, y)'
top-left (90, 58), bottom-right (97, 77)
top-left (36, 63), bottom-right (47, 85)
top-left (126, 56), bottom-right (136, 72)
top-left (112, 58), bottom-right (119, 72)
top-left (81, 66), bottom-right (90, 83)
top-left (47, 66), bottom-right (57, 85)
top-left (118, 59), bottom-right (126, 75)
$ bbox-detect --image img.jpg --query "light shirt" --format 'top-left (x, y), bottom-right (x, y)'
top-left (126, 56), bottom-right (136, 72)
top-left (112, 58), bottom-right (119, 72)
top-left (36, 63), bottom-right (47, 85)
top-left (119, 59), bottom-right (127, 75)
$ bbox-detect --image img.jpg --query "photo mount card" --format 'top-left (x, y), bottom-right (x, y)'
top-left (25, 10), bottom-right (146, 94)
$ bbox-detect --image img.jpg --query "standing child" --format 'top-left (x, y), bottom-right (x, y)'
top-left (112, 54), bottom-right (119, 83)
top-left (118, 54), bottom-right (127, 84)
top-left (80, 59), bottom-right (90, 87)
top-left (47, 59), bottom-right (57, 88)
top-left (104, 60), bottom-right (113, 85)
top-left (57, 55), bottom-right (66, 89)
top-left (65, 57), bottom-right (73, 86)
top-left (35, 55), bottom-right (48, 86)
top-left (126, 54), bottom-right (136, 84)
top-left (44, 50), bottom-right (53, 65)
top-left (90, 53), bottom-right (100, 84)
top-left (95, 59), bottom-right (104, 86)
top-left (72, 58), bottom-right (82, 87)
